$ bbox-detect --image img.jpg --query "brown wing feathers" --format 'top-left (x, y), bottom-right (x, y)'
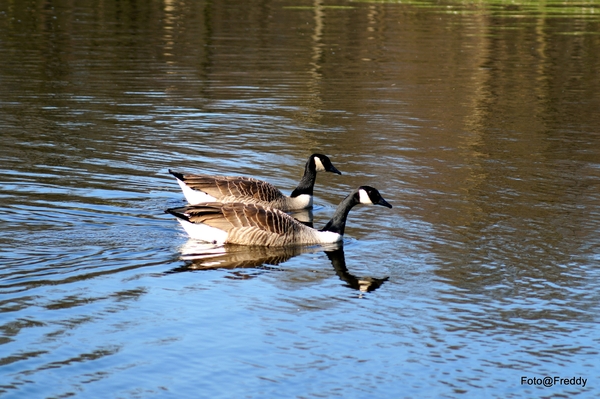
top-left (169, 200), bottom-right (313, 245)
top-left (222, 203), bottom-right (295, 235)
top-left (180, 174), bottom-right (283, 202)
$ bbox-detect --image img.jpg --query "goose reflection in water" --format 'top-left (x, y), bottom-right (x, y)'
top-left (167, 240), bottom-right (388, 293)
top-left (325, 248), bottom-right (389, 293)
top-left (287, 208), bottom-right (314, 228)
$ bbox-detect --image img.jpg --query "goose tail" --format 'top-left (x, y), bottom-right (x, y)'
top-left (168, 169), bottom-right (185, 181)
top-left (165, 206), bottom-right (190, 221)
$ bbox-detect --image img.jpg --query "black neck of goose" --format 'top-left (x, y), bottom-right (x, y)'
top-left (290, 157), bottom-right (317, 198)
top-left (320, 191), bottom-right (360, 235)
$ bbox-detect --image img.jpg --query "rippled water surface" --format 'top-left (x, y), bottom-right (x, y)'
top-left (1, 0), bottom-right (600, 398)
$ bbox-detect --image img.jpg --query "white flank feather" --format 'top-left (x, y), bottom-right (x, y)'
top-left (176, 219), bottom-right (228, 244)
top-left (176, 179), bottom-right (218, 204)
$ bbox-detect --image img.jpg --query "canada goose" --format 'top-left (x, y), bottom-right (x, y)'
top-left (169, 154), bottom-right (341, 211)
top-left (165, 186), bottom-right (392, 247)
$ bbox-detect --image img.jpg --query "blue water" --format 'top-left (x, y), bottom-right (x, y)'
top-left (1, 1), bottom-right (600, 398)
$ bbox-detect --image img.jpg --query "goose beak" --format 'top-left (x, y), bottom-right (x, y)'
top-left (328, 165), bottom-right (342, 175)
top-left (377, 197), bottom-right (392, 209)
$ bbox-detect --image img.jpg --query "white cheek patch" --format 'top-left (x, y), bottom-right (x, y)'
top-left (313, 156), bottom-right (325, 172)
top-left (358, 188), bottom-right (373, 205)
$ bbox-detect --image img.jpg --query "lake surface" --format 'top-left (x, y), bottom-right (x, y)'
top-left (1, 0), bottom-right (600, 398)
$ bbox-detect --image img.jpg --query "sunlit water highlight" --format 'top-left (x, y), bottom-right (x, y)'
top-left (1, 1), bottom-right (600, 398)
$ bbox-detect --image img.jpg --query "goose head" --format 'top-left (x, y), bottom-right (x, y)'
top-left (312, 154), bottom-right (342, 175)
top-left (357, 186), bottom-right (393, 208)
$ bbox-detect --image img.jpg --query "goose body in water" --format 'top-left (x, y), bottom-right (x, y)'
top-left (169, 154), bottom-right (341, 211)
top-left (165, 186), bottom-right (392, 247)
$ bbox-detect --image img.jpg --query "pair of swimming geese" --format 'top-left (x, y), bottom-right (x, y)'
top-left (166, 154), bottom-right (392, 247)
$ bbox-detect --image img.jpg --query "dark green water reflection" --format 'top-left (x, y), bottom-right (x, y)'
top-left (1, 0), bottom-right (599, 398)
